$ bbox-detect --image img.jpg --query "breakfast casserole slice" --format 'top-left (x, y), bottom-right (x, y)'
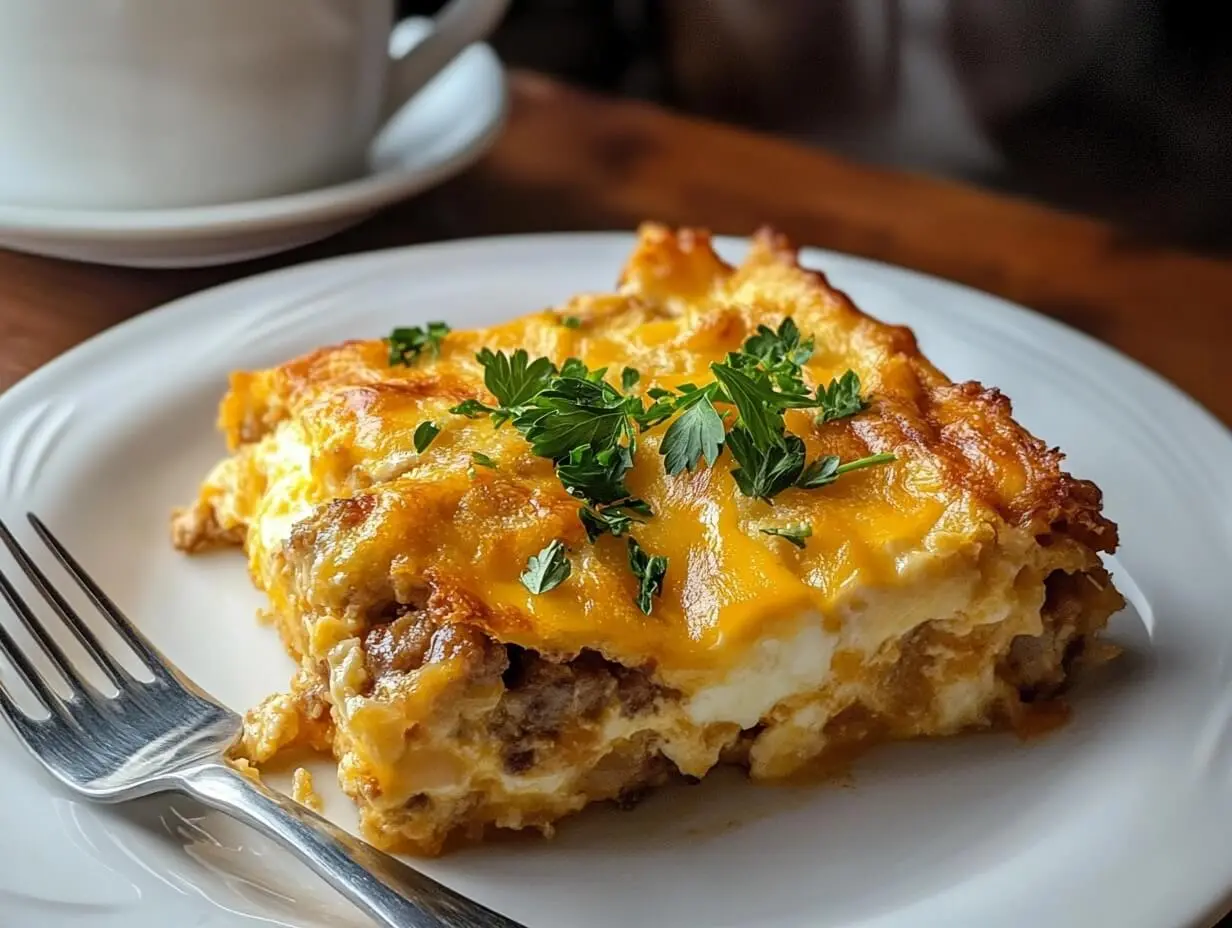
top-left (172, 224), bottom-right (1123, 855)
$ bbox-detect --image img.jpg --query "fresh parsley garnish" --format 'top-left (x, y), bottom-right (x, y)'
top-left (726, 320), bottom-right (817, 402)
top-left (513, 376), bottom-right (638, 461)
top-left (413, 421), bottom-right (440, 453)
top-left (450, 348), bottom-right (660, 606)
top-left (627, 537), bottom-right (668, 615)
top-left (478, 348), bottom-right (558, 407)
top-left (450, 398), bottom-right (495, 418)
top-left (560, 357), bottom-right (603, 381)
top-left (709, 364), bottom-right (789, 451)
top-left (816, 370), bottom-right (866, 423)
top-left (470, 451), bottom-right (498, 469)
top-left (476, 348), bottom-right (558, 425)
top-left (560, 315), bottom-right (582, 329)
top-left (521, 540), bottom-right (571, 594)
top-left (555, 445), bottom-right (634, 503)
top-left (441, 316), bottom-right (888, 609)
top-left (694, 322), bottom-right (885, 500)
top-left (797, 452), bottom-right (895, 489)
top-left (660, 391), bottom-right (725, 475)
top-left (760, 523), bottom-right (812, 548)
top-left (634, 393), bottom-right (682, 431)
top-left (726, 428), bottom-right (807, 500)
top-left (580, 499), bottom-right (652, 542)
top-left (796, 455), bottom-right (840, 490)
top-left (387, 322), bottom-right (450, 366)
top-left (743, 318), bottom-right (814, 369)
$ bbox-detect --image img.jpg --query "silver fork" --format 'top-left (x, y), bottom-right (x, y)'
top-left (0, 514), bottom-right (527, 928)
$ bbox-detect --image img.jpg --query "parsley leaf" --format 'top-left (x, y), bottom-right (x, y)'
top-left (560, 315), bottom-right (582, 329)
top-left (471, 451), bottom-right (498, 469)
top-left (797, 452), bottom-right (896, 489)
top-left (726, 427), bottom-right (807, 500)
top-left (513, 377), bottom-right (637, 460)
top-left (627, 537), bottom-right (668, 615)
top-left (621, 367), bottom-right (640, 391)
top-left (580, 498), bottom-right (652, 542)
top-left (476, 348), bottom-right (558, 409)
top-left (555, 445), bottom-right (634, 504)
top-left (413, 421), bottom-right (440, 453)
top-left (710, 363), bottom-right (787, 450)
top-left (760, 523), bottom-right (812, 548)
top-left (742, 318), bottom-right (814, 368)
top-left (796, 455), bottom-right (839, 489)
top-left (520, 540), bottom-right (572, 594)
top-left (816, 370), bottom-right (866, 423)
top-left (716, 317), bottom-right (821, 408)
top-left (455, 349), bottom-right (647, 510)
top-left (560, 357), bottom-right (606, 381)
top-left (660, 393), bottom-right (725, 475)
top-left (387, 322), bottom-right (451, 366)
top-left (704, 319), bottom-right (874, 501)
top-left (450, 398), bottom-right (496, 418)
top-left (633, 393), bottom-right (681, 431)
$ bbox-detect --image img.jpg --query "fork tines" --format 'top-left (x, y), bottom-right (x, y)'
top-left (0, 514), bottom-right (166, 719)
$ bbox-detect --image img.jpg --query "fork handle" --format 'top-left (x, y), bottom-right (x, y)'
top-left (181, 762), bottom-right (527, 928)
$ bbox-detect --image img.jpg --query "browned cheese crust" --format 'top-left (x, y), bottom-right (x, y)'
top-left (174, 224), bottom-right (1123, 854)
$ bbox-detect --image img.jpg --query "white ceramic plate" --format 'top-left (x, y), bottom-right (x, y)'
top-left (0, 19), bottom-right (507, 269)
top-left (1, 233), bottom-right (1231, 928)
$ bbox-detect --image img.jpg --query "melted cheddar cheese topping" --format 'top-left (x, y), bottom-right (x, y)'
top-left (183, 225), bottom-right (1116, 687)
top-left (176, 225), bottom-right (1124, 855)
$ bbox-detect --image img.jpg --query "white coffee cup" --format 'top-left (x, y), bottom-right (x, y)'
top-left (0, 0), bottom-right (509, 211)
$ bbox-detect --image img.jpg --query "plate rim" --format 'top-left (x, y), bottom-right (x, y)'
top-left (3, 230), bottom-right (1228, 449)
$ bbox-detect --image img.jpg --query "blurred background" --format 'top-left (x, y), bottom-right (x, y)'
top-left (400, 0), bottom-right (1232, 250)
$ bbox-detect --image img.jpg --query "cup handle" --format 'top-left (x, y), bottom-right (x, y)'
top-left (381, 0), bottom-right (510, 121)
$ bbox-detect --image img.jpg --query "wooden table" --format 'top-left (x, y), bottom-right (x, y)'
top-left (3, 70), bottom-right (1232, 430)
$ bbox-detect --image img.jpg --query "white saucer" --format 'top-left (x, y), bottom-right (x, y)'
top-left (0, 19), bottom-right (507, 269)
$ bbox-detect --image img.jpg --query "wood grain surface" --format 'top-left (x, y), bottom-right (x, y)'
top-left (2, 71), bottom-right (1231, 428)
